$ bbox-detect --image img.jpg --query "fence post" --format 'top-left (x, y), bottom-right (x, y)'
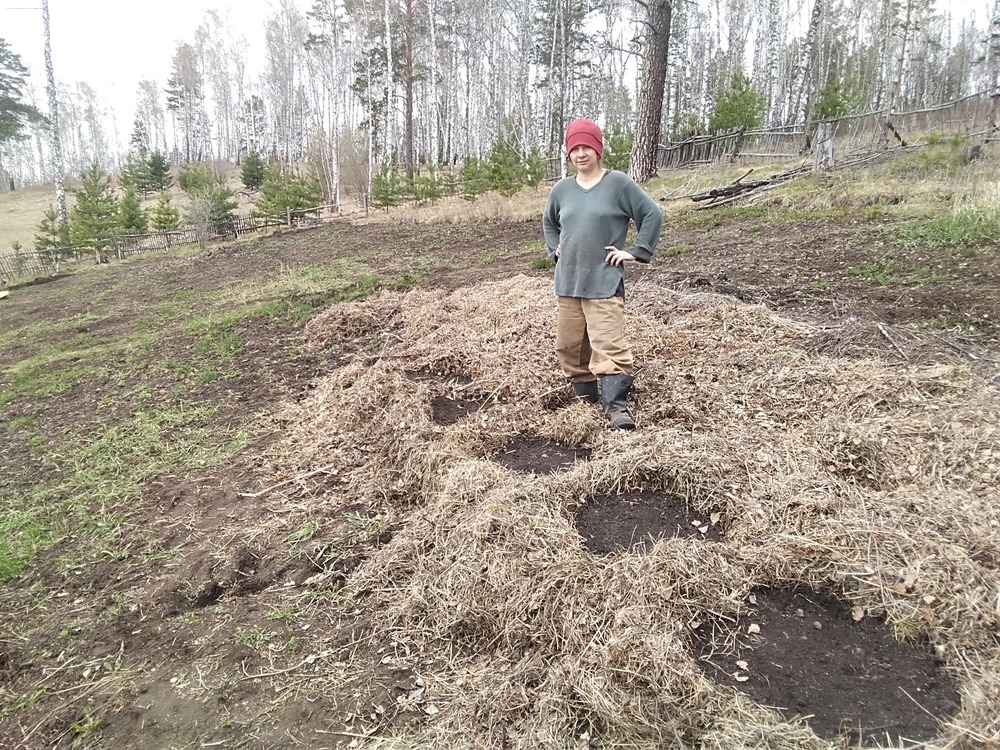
top-left (286, 206), bottom-right (292, 227)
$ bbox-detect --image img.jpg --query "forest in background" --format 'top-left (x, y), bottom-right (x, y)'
top-left (0, 0), bottom-right (997, 204)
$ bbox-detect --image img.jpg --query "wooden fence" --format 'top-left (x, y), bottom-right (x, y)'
top-left (656, 90), bottom-right (996, 168)
top-left (1, 212), bottom-right (295, 287)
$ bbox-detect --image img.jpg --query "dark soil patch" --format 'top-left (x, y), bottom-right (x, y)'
top-left (493, 435), bottom-right (591, 475)
top-left (575, 491), bottom-right (724, 554)
top-left (430, 393), bottom-right (490, 424)
top-left (691, 586), bottom-right (961, 745)
top-left (403, 370), bottom-right (489, 425)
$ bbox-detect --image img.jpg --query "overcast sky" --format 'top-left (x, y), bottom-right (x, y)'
top-left (2, 0), bottom-right (289, 122)
top-left (1, 0), bottom-right (992, 146)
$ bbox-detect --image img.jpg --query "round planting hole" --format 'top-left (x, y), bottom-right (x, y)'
top-left (691, 586), bottom-right (960, 745)
top-left (493, 436), bottom-right (591, 475)
top-left (430, 394), bottom-right (490, 425)
top-left (575, 491), bottom-right (725, 555)
top-left (404, 370), bottom-right (486, 426)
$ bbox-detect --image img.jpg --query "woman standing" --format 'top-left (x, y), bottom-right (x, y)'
top-left (542, 118), bottom-right (663, 430)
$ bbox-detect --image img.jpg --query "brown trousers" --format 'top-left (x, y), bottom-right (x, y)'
top-left (555, 296), bottom-right (633, 381)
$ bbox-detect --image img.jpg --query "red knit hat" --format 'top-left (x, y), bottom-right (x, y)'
top-left (565, 118), bottom-right (604, 158)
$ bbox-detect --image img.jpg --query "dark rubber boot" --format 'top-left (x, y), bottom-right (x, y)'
top-left (572, 380), bottom-right (600, 404)
top-left (600, 374), bottom-right (635, 430)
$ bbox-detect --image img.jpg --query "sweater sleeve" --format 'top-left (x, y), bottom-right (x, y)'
top-left (619, 178), bottom-right (663, 263)
top-left (542, 187), bottom-right (561, 258)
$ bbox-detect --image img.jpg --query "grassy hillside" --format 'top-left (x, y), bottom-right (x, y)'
top-left (1, 147), bottom-right (999, 748)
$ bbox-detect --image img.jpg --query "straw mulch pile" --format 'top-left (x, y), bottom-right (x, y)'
top-left (258, 275), bottom-right (1000, 749)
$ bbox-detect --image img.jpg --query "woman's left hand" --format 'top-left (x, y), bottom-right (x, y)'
top-left (605, 246), bottom-right (636, 266)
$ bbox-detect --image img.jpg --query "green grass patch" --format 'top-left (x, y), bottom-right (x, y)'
top-left (0, 510), bottom-right (45, 580)
top-left (5, 414), bottom-right (37, 430)
top-left (665, 243), bottom-right (695, 257)
top-left (0, 361), bottom-right (97, 408)
top-left (191, 326), bottom-right (243, 358)
top-left (877, 205), bottom-right (1000, 252)
top-left (255, 286), bottom-right (403, 326)
top-left (530, 256), bottom-right (554, 269)
top-left (909, 265), bottom-right (946, 286)
top-left (845, 258), bottom-right (898, 285)
top-left (0, 401), bottom-right (253, 581)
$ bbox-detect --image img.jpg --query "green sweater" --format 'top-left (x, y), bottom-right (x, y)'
top-left (542, 169), bottom-right (663, 299)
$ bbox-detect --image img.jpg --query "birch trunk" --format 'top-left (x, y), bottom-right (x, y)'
top-left (428, 0), bottom-right (439, 163)
top-left (787, 0), bottom-right (822, 128)
top-left (42, 0), bottom-right (67, 223)
top-left (881, 0), bottom-right (914, 147)
top-left (403, 0), bottom-right (415, 179)
top-left (383, 0), bottom-right (395, 163)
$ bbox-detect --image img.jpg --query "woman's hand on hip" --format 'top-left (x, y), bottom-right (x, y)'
top-left (605, 246), bottom-right (635, 266)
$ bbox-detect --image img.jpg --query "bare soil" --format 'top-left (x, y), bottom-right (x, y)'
top-left (1, 211), bottom-right (997, 748)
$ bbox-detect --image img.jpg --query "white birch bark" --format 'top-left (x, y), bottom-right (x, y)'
top-left (41, 0), bottom-right (66, 223)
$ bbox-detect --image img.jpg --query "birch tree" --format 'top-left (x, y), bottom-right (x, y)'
top-left (533, 0), bottom-right (594, 155)
top-left (165, 43), bottom-right (206, 162)
top-left (787, 0), bottom-right (823, 127)
top-left (263, 0), bottom-right (311, 165)
top-left (306, 0), bottom-right (353, 204)
top-left (41, 0), bottom-right (66, 222)
top-left (135, 80), bottom-right (168, 154)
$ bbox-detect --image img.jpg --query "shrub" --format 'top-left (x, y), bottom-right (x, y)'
top-left (254, 165), bottom-right (324, 220)
top-left (241, 151), bottom-right (266, 191)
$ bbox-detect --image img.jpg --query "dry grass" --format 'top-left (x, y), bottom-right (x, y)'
top-left (0, 168), bottom-right (256, 260)
top-left (248, 275), bottom-right (1000, 748)
top-left (0, 182), bottom-right (60, 256)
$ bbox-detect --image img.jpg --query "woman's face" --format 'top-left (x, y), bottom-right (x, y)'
top-left (569, 144), bottom-right (600, 173)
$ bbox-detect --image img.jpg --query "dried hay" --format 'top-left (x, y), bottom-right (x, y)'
top-left (258, 274), bottom-right (1000, 748)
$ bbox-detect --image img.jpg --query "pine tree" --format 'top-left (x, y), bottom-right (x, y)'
top-left (188, 186), bottom-right (238, 224)
top-left (523, 146), bottom-right (548, 189)
top-left (33, 204), bottom-right (71, 264)
top-left (177, 163), bottom-right (238, 223)
top-left (410, 165), bottom-right (443, 204)
top-left (602, 124), bottom-right (634, 172)
top-left (709, 72), bottom-right (765, 132)
top-left (69, 163), bottom-right (119, 251)
top-left (459, 158), bottom-right (490, 201)
top-left (129, 117), bottom-right (150, 157)
top-left (486, 139), bottom-right (524, 197)
top-left (178, 163), bottom-right (217, 194)
top-left (241, 151), bottom-right (266, 191)
top-left (146, 151), bottom-right (172, 191)
top-left (119, 155), bottom-right (153, 197)
top-left (118, 186), bottom-right (148, 233)
top-left (149, 193), bottom-right (181, 231)
top-left (370, 162), bottom-right (403, 212)
top-left (253, 165), bottom-right (324, 220)
top-left (813, 77), bottom-right (855, 121)
top-left (0, 39), bottom-right (46, 151)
